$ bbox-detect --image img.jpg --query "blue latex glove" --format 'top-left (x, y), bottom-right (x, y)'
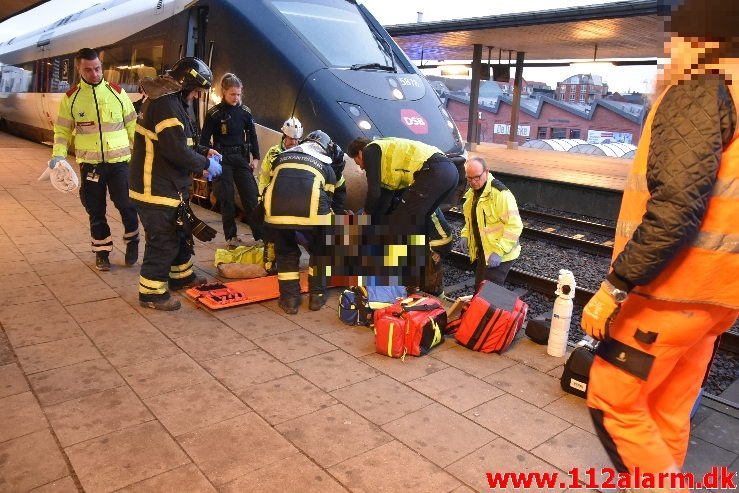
top-left (459, 237), bottom-right (468, 253)
top-left (206, 156), bottom-right (222, 181)
top-left (487, 252), bottom-right (502, 268)
top-left (48, 156), bottom-right (65, 169)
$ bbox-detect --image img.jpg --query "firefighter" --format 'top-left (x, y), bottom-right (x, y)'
top-left (581, 1), bottom-right (739, 488)
top-left (264, 130), bottom-right (340, 314)
top-left (347, 136), bottom-right (458, 291)
top-left (50, 48), bottom-right (140, 271)
top-left (129, 57), bottom-right (222, 311)
top-left (459, 156), bottom-right (523, 290)
top-left (258, 117), bottom-right (304, 275)
top-left (200, 73), bottom-right (263, 247)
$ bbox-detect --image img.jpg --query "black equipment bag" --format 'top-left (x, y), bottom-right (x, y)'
top-left (560, 343), bottom-right (597, 398)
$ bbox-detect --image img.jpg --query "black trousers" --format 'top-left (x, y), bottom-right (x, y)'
top-left (79, 162), bottom-right (139, 252)
top-left (474, 258), bottom-right (515, 292)
top-left (216, 153), bottom-right (262, 240)
top-left (135, 203), bottom-right (196, 301)
top-left (273, 228), bottom-right (326, 298)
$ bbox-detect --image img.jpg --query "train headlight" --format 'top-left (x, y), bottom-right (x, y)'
top-left (338, 102), bottom-right (377, 135)
top-left (391, 88), bottom-right (404, 100)
top-left (358, 120), bottom-right (372, 130)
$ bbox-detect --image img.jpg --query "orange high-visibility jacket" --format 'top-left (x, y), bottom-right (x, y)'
top-left (610, 81), bottom-right (739, 308)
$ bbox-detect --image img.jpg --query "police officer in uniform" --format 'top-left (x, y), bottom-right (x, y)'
top-left (50, 48), bottom-right (140, 271)
top-left (129, 57), bottom-right (222, 310)
top-left (264, 131), bottom-right (341, 314)
top-left (200, 73), bottom-right (262, 247)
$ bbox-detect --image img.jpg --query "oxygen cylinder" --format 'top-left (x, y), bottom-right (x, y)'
top-left (547, 269), bottom-right (576, 357)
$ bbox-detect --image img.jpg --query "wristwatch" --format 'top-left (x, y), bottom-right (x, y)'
top-left (602, 280), bottom-right (628, 303)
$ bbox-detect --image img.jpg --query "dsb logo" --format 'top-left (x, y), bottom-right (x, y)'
top-left (400, 109), bottom-right (428, 134)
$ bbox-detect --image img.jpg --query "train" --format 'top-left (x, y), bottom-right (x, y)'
top-left (0, 0), bottom-right (467, 209)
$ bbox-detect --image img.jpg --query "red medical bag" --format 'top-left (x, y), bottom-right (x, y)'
top-left (373, 295), bottom-right (447, 358)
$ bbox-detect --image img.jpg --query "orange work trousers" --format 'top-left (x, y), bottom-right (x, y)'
top-left (587, 294), bottom-right (738, 474)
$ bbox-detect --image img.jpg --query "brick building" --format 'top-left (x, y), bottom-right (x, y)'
top-left (446, 93), bottom-right (646, 146)
top-left (556, 73), bottom-right (608, 103)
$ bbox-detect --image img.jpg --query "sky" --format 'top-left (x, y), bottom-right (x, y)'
top-left (0, 0), bottom-right (657, 93)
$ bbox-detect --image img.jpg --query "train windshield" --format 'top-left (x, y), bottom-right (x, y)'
top-left (270, 0), bottom-right (397, 71)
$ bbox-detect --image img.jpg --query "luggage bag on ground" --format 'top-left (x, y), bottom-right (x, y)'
top-left (560, 340), bottom-right (597, 398)
top-left (338, 285), bottom-right (407, 326)
top-left (454, 281), bottom-right (528, 353)
top-left (374, 295), bottom-right (447, 358)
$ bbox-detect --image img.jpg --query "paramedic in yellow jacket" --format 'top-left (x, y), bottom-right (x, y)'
top-left (459, 156), bottom-right (522, 290)
top-left (50, 48), bottom-right (139, 271)
top-left (581, 1), bottom-right (739, 489)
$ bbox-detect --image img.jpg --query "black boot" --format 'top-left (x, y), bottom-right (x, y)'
top-left (95, 252), bottom-right (111, 271)
top-left (278, 295), bottom-right (301, 315)
top-left (125, 240), bottom-right (139, 266)
top-left (278, 279), bottom-right (301, 314)
top-left (308, 274), bottom-right (327, 311)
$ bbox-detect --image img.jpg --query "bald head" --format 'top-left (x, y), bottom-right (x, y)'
top-left (465, 157), bottom-right (488, 190)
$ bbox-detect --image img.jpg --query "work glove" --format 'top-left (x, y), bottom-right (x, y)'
top-left (487, 252), bottom-right (502, 268)
top-left (459, 237), bottom-right (468, 253)
top-left (581, 283), bottom-right (620, 341)
top-left (206, 155), bottom-right (222, 181)
top-left (48, 156), bottom-right (65, 169)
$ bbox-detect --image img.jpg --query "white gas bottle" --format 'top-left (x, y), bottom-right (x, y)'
top-left (547, 269), bottom-right (576, 357)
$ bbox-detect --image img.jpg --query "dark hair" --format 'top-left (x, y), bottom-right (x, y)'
top-left (75, 48), bottom-right (99, 64)
top-left (347, 137), bottom-right (371, 158)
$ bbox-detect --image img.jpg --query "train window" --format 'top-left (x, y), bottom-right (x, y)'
top-left (0, 63), bottom-right (33, 93)
top-left (98, 40), bottom-right (164, 93)
top-left (270, 0), bottom-right (396, 70)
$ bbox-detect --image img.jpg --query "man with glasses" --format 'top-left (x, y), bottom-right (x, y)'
top-left (459, 156), bottom-right (522, 289)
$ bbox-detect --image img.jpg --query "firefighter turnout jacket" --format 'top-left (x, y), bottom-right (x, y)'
top-left (461, 173), bottom-right (522, 264)
top-left (53, 78), bottom-right (137, 163)
top-left (129, 92), bottom-right (209, 207)
top-left (264, 149), bottom-right (336, 228)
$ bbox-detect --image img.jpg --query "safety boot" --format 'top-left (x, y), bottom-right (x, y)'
top-left (139, 298), bottom-right (181, 311)
top-left (95, 252), bottom-right (111, 271)
top-left (278, 296), bottom-right (300, 315)
top-left (125, 240), bottom-right (139, 266)
top-left (309, 292), bottom-right (326, 311)
top-left (278, 278), bottom-right (301, 314)
top-left (308, 274), bottom-right (327, 311)
top-left (170, 275), bottom-right (208, 291)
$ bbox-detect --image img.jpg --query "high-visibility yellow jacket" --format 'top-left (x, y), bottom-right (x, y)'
top-left (461, 173), bottom-right (522, 264)
top-left (371, 138), bottom-right (441, 190)
top-left (53, 78), bottom-right (137, 163)
top-left (610, 81), bottom-right (739, 308)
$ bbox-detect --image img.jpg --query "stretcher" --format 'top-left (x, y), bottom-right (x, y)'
top-left (186, 271), bottom-right (309, 309)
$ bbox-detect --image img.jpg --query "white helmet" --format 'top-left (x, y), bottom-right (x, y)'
top-left (281, 117), bottom-right (303, 139)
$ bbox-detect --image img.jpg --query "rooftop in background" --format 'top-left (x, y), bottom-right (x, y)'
top-left (386, 0), bottom-right (661, 64)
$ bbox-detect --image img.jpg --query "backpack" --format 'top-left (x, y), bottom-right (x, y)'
top-left (454, 281), bottom-right (528, 353)
top-left (374, 295), bottom-right (447, 358)
top-left (337, 285), bottom-right (407, 327)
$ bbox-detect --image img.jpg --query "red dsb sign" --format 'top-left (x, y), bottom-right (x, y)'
top-left (400, 109), bottom-right (428, 134)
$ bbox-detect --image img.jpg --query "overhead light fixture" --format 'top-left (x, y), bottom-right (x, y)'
top-left (440, 65), bottom-right (469, 77)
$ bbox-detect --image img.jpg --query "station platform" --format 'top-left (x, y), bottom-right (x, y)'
top-left (0, 131), bottom-right (736, 492)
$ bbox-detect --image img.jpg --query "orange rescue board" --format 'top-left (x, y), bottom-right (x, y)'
top-left (186, 272), bottom-right (309, 309)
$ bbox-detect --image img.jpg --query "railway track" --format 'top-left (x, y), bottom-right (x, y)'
top-left (445, 208), bottom-right (615, 257)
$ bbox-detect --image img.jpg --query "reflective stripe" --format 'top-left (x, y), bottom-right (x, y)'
top-left (155, 118), bottom-right (183, 134)
top-left (123, 229), bottom-right (139, 241)
top-left (55, 115), bottom-right (74, 128)
top-left (139, 276), bottom-right (167, 295)
top-left (129, 190), bottom-right (180, 207)
top-left (170, 260), bottom-right (193, 280)
top-left (387, 322), bottom-right (395, 357)
top-left (136, 123), bottom-right (158, 140)
top-left (75, 147), bottom-right (131, 162)
top-left (76, 122), bottom-right (125, 134)
top-left (278, 271), bottom-right (300, 281)
top-left (123, 111), bottom-right (137, 124)
top-left (692, 231), bottom-right (739, 253)
top-left (54, 136), bottom-right (69, 146)
top-left (325, 183), bottom-right (336, 193)
top-left (129, 124), bottom-right (180, 207)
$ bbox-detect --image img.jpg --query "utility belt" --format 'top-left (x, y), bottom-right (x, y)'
top-left (218, 144), bottom-right (248, 156)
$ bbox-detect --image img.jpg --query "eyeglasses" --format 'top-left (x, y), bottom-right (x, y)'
top-left (466, 169), bottom-right (487, 182)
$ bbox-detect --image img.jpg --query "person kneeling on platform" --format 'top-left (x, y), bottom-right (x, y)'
top-left (263, 130), bottom-right (340, 314)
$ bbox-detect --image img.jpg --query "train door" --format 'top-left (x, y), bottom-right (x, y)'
top-left (184, 6), bottom-right (211, 130)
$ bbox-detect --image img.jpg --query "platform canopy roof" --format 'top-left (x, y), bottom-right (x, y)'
top-left (0, 0), bottom-right (47, 23)
top-left (385, 0), bottom-right (662, 65)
